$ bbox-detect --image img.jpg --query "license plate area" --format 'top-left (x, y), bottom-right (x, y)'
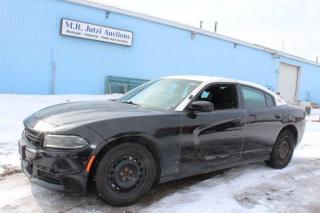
top-left (25, 147), bottom-right (36, 161)
top-left (19, 138), bottom-right (37, 162)
top-left (19, 138), bottom-right (38, 176)
top-left (19, 142), bottom-right (26, 160)
top-left (21, 159), bottom-right (33, 176)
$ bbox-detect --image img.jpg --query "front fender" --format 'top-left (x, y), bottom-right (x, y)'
top-left (91, 132), bottom-right (164, 181)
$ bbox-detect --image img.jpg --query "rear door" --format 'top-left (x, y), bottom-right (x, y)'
top-left (240, 85), bottom-right (283, 160)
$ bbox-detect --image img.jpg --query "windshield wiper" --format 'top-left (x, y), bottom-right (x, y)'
top-left (121, 100), bottom-right (139, 106)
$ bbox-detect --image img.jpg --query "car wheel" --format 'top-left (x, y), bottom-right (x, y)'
top-left (265, 130), bottom-right (295, 169)
top-left (95, 143), bottom-right (156, 206)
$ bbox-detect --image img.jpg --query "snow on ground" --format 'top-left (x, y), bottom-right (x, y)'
top-left (0, 94), bottom-right (320, 213)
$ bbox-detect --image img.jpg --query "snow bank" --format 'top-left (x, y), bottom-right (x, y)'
top-left (307, 108), bottom-right (320, 121)
top-left (141, 120), bottom-right (320, 213)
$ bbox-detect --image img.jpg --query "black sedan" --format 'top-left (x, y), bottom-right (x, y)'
top-left (18, 76), bottom-right (306, 206)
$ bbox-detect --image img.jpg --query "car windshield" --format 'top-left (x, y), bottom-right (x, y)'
top-left (118, 78), bottom-right (201, 110)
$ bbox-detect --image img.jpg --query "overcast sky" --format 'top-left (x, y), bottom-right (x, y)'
top-left (93, 0), bottom-right (319, 61)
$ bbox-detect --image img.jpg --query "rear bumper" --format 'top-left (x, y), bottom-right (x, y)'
top-left (18, 136), bottom-right (92, 194)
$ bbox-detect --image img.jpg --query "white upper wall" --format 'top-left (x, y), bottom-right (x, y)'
top-left (66, 0), bottom-right (320, 68)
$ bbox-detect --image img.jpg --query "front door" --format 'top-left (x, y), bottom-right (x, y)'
top-left (179, 84), bottom-right (246, 174)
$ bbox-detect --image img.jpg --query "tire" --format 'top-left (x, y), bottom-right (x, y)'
top-left (95, 143), bottom-right (156, 206)
top-left (265, 130), bottom-right (295, 169)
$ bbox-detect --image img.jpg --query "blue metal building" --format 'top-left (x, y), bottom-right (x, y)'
top-left (1, 0), bottom-right (320, 104)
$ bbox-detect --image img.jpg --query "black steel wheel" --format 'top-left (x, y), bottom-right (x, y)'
top-left (95, 143), bottom-right (156, 206)
top-left (265, 130), bottom-right (295, 169)
top-left (107, 155), bottom-right (145, 193)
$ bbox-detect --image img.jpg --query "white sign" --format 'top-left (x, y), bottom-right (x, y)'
top-left (60, 18), bottom-right (133, 46)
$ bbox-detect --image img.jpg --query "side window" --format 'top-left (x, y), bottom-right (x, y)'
top-left (200, 91), bottom-right (210, 99)
top-left (196, 84), bottom-right (238, 110)
top-left (265, 93), bottom-right (275, 106)
top-left (241, 86), bottom-right (266, 108)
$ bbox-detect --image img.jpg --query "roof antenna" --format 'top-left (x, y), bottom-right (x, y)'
top-left (281, 41), bottom-right (285, 52)
top-left (200, 20), bottom-right (203, 29)
top-left (316, 56), bottom-right (319, 63)
top-left (214, 21), bottom-right (218, 33)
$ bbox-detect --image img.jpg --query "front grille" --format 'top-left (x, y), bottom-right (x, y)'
top-left (25, 162), bottom-right (33, 175)
top-left (24, 127), bottom-right (44, 147)
top-left (38, 170), bottom-right (61, 185)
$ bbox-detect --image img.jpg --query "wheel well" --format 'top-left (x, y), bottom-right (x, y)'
top-left (280, 125), bottom-right (298, 145)
top-left (91, 136), bottom-right (162, 183)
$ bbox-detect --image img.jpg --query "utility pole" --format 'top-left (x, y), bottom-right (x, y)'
top-left (214, 21), bottom-right (218, 33)
top-left (281, 42), bottom-right (285, 52)
top-left (200, 20), bottom-right (203, 29)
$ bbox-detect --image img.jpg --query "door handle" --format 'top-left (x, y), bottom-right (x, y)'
top-left (233, 118), bottom-right (242, 122)
top-left (275, 113), bottom-right (282, 119)
top-left (249, 113), bottom-right (256, 118)
top-left (234, 118), bottom-right (242, 122)
top-left (233, 117), bottom-right (244, 126)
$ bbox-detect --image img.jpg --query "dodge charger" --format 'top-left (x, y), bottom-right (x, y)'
top-left (18, 75), bottom-right (306, 206)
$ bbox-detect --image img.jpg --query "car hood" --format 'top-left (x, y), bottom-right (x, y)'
top-left (32, 100), bottom-right (158, 127)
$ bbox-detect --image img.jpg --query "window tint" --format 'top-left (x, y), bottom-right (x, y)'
top-left (119, 78), bottom-right (200, 110)
top-left (200, 91), bottom-right (210, 99)
top-left (265, 93), bottom-right (275, 106)
top-left (241, 86), bottom-right (266, 108)
top-left (196, 84), bottom-right (238, 110)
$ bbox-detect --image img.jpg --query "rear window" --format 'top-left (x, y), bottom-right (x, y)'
top-left (241, 86), bottom-right (266, 108)
top-left (241, 85), bottom-right (276, 108)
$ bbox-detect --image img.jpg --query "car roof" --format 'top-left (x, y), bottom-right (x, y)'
top-left (163, 75), bottom-right (287, 107)
top-left (165, 75), bottom-right (270, 94)
top-left (165, 75), bottom-right (235, 83)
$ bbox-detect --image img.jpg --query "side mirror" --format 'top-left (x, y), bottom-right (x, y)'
top-left (189, 101), bottom-right (214, 112)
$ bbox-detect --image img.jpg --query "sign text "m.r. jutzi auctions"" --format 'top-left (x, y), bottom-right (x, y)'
top-left (60, 18), bottom-right (133, 46)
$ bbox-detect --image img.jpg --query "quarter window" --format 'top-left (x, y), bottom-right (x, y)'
top-left (265, 93), bottom-right (275, 106)
top-left (241, 86), bottom-right (266, 108)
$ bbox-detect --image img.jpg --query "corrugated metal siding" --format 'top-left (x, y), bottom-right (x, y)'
top-left (1, 0), bottom-right (55, 94)
top-left (0, 0), bottom-right (277, 95)
top-left (0, 0), bottom-right (320, 104)
top-left (0, 0), bottom-right (108, 94)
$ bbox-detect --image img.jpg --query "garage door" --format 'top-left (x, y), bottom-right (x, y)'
top-left (278, 63), bottom-right (299, 103)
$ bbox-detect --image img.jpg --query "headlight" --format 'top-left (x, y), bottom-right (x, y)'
top-left (43, 134), bottom-right (88, 149)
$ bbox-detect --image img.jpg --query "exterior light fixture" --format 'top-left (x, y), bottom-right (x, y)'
top-left (191, 31), bottom-right (196, 39)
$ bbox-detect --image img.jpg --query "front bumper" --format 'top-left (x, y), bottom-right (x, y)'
top-left (18, 136), bottom-right (92, 194)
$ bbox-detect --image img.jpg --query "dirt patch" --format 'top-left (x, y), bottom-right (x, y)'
top-left (234, 191), bottom-right (259, 208)
top-left (0, 166), bottom-right (21, 177)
